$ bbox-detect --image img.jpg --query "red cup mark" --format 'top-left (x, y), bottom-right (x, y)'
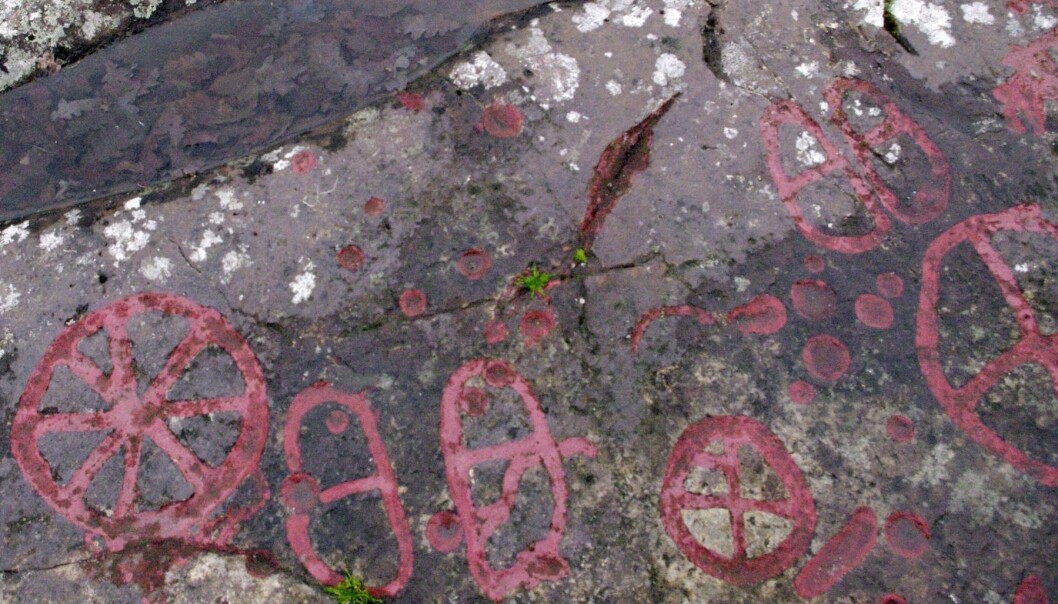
top-left (788, 380), bottom-right (816, 405)
top-left (520, 310), bottom-right (557, 347)
top-left (456, 248), bottom-right (492, 280)
top-left (399, 289), bottom-right (427, 318)
top-left (794, 506), bottom-right (878, 598)
top-left (458, 387), bottom-right (489, 417)
top-left (291, 150), bottom-right (318, 175)
top-left (884, 511), bottom-right (930, 560)
top-left (484, 320), bottom-right (508, 345)
top-left (876, 272), bottom-right (905, 298)
top-left (281, 383), bottom-right (413, 598)
top-left (337, 245), bottom-right (366, 271)
top-left (727, 294), bottom-right (788, 335)
top-left (803, 335), bottom-right (851, 382)
top-left (760, 99), bottom-right (890, 254)
top-left (481, 102), bottom-right (524, 138)
top-left (629, 305), bottom-right (716, 353)
top-left (325, 410), bottom-right (350, 435)
top-left (10, 293), bottom-right (269, 552)
top-left (659, 415), bottom-right (817, 586)
top-left (364, 196), bottom-right (386, 216)
top-left (426, 509), bottom-right (463, 553)
top-left (881, 594), bottom-right (908, 604)
top-left (886, 415), bottom-right (915, 443)
top-left (805, 255), bottom-right (826, 273)
top-left (791, 280), bottom-right (838, 322)
top-left (397, 91), bottom-right (426, 112)
top-left (825, 78), bottom-right (950, 225)
top-left (917, 204), bottom-right (1058, 486)
top-left (1014, 574), bottom-right (1049, 604)
top-left (438, 359), bottom-right (596, 601)
top-left (855, 294), bottom-right (894, 329)
top-left (994, 28), bottom-right (1058, 135)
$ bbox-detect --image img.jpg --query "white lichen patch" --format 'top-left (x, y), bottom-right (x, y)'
top-left (290, 260), bottom-right (316, 304)
top-left (910, 442), bottom-right (955, 486)
top-left (606, 80), bottom-right (623, 95)
top-left (188, 230), bottom-right (223, 263)
top-left (524, 52), bottom-right (581, 104)
top-left (38, 230), bottom-right (65, 252)
top-left (140, 256), bottom-right (172, 281)
top-left (795, 131), bottom-right (827, 166)
top-left (103, 221), bottom-right (151, 262)
top-left (572, 3), bottom-right (610, 32)
top-left (850, 0), bottom-right (955, 47)
top-left (620, 5), bottom-right (652, 27)
top-left (723, 127), bottom-right (739, 139)
top-left (653, 53), bottom-right (686, 86)
top-left (960, 2), bottom-right (994, 24)
top-left (64, 209), bottom-right (82, 226)
top-left (0, 221), bottom-right (29, 247)
top-left (216, 188), bottom-right (243, 211)
top-left (1032, 4), bottom-right (1058, 30)
top-left (221, 249), bottom-right (252, 283)
top-left (795, 61), bottom-right (819, 78)
top-left (884, 141), bottom-right (902, 164)
top-left (0, 283), bottom-right (20, 314)
top-left (449, 51), bottom-right (508, 90)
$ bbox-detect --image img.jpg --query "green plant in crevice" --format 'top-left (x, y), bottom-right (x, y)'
top-left (515, 264), bottom-right (554, 297)
top-left (573, 248), bottom-right (588, 264)
top-left (323, 571), bottom-right (383, 604)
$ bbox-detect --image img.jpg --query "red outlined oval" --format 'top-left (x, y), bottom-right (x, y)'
top-left (281, 382), bottom-right (413, 598)
top-left (916, 204), bottom-right (1058, 486)
top-left (659, 415), bottom-right (817, 586)
top-left (760, 99), bottom-right (890, 254)
top-left (10, 292), bottom-right (268, 551)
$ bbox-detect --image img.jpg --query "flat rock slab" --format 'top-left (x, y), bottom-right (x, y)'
top-left (1, 1), bottom-right (1057, 602)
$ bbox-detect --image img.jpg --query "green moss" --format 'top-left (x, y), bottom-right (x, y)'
top-left (515, 264), bottom-right (554, 296)
top-left (323, 572), bottom-right (383, 604)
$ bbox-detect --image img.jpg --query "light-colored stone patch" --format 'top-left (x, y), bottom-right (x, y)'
top-left (140, 256), bottom-right (173, 281)
top-left (795, 131), bottom-right (827, 166)
top-left (960, 2), bottom-right (994, 24)
top-left (0, 221), bottom-right (29, 247)
top-left (38, 230), bottom-right (64, 252)
top-left (188, 230), bottom-right (223, 263)
top-left (449, 51), bottom-right (508, 90)
top-left (850, 0), bottom-right (955, 47)
top-left (0, 282), bottom-right (20, 314)
top-left (165, 552), bottom-right (319, 603)
top-left (221, 249), bottom-right (252, 283)
top-left (290, 259), bottom-right (316, 304)
top-left (103, 221), bottom-right (150, 262)
top-left (653, 53), bottom-right (686, 86)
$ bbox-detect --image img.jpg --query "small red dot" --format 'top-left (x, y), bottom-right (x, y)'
top-left (364, 197), bottom-right (385, 216)
top-left (802, 334), bottom-right (850, 381)
top-left (805, 255), bottom-right (826, 273)
top-left (876, 272), bottom-right (904, 298)
top-left (788, 380), bottom-right (816, 404)
top-left (337, 245), bottom-right (365, 271)
top-left (325, 410), bottom-right (349, 434)
top-left (484, 360), bottom-right (516, 388)
top-left (886, 415), bottom-right (915, 443)
top-left (456, 248), bottom-right (492, 280)
top-left (484, 320), bottom-right (508, 344)
top-left (397, 91), bottom-right (426, 112)
top-left (855, 294), bottom-right (894, 329)
top-left (459, 387), bottom-right (489, 417)
top-left (520, 309), bottom-right (557, 347)
top-left (481, 102), bottom-right (524, 138)
top-left (291, 150), bottom-right (317, 175)
top-left (399, 289), bottom-right (427, 317)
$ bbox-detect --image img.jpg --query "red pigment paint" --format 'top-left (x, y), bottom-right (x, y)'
top-left (426, 510), bottom-right (464, 553)
top-left (917, 204), bottom-right (1058, 486)
top-left (876, 272), bottom-right (904, 298)
top-left (291, 150), bottom-right (318, 175)
top-left (884, 511), bottom-right (931, 560)
top-left (727, 294), bottom-right (787, 335)
top-left (399, 289), bottom-right (427, 318)
top-left (325, 410), bottom-right (350, 435)
top-left (886, 415), bottom-right (915, 443)
top-left (629, 304), bottom-right (716, 353)
top-left (759, 98), bottom-right (890, 254)
top-left (481, 102), bottom-right (524, 138)
top-left (659, 415), bottom-right (817, 586)
top-left (805, 255), bottom-right (826, 273)
top-left (520, 309), bottom-right (557, 347)
top-left (337, 245), bottom-right (366, 271)
top-left (484, 320), bottom-right (508, 345)
top-left (459, 387), bottom-right (490, 417)
top-left (825, 78), bottom-right (950, 225)
top-left (397, 91), bottom-right (426, 112)
top-left (855, 294), bottom-right (894, 329)
top-left (10, 293), bottom-right (269, 553)
top-left (457, 248), bottom-right (493, 280)
top-left (994, 28), bottom-right (1058, 135)
top-left (1014, 575), bottom-right (1050, 604)
top-left (438, 359), bottom-right (597, 601)
top-left (580, 94), bottom-right (679, 251)
top-left (281, 382), bottom-right (413, 598)
top-left (364, 196), bottom-right (385, 216)
top-left (791, 280), bottom-right (838, 322)
top-left (793, 506), bottom-right (878, 599)
top-left (788, 380), bottom-right (816, 405)
top-left (881, 594), bottom-right (908, 604)
top-left (803, 335), bottom-right (851, 382)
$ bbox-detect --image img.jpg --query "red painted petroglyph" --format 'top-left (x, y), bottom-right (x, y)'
top-left (788, 380), bottom-right (817, 405)
top-left (520, 309), bottom-right (557, 347)
top-left (825, 78), bottom-right (950, 225)
top-left (426, 509), bottom-right (463, 553)
top-left (727, 294), bottom-right (788, 335)
top-left (397, 91), bottom-right (426, 112)
top-left (437, 359), bottom-right (596, 601)
top-left (1014, 575), bottom-right (1049, 604)
top-left (364, 196), bottom-right (386, 216)
top-left (886, 415), bottom-right (916, 443)
top-left (337, 245), bottom-right (366, 271)
top-left (803, 335), bottom-right (851, 381)
top-left (884, 511), bottom-right (930, 560)
top-left (11, 293), bottom-right (269, 553)
top-left (760, 98), bottom-right (890, 254)
top-left (480, 102), bottom-right (524, 138)
top-left (291, 150), bottom-right (318, 175)
top-left (580, 95), bottom-right (679, 251)
top-left (399, 288), bottom-right (427, 318)
top-left (805, 255), bottom-right (826, 273)
top-left (325, 409), bottom-right (350, 435)
top-left (876, 272), bottom-right (905, 298)
top-left (856, 294), bottom-right (894, 329)
top-left (917, 204), bottom-right (1058, 486)
top-left (484, 320), bottom-right (508, 345)
top-left (280, 382), bottom-right (413, 598)
top-left (794, 506), bottom-right (878, 598)
top-left (882, 594), bottom-right (908, 604)
top-left (660, 415), bottom-right (817, 586)
top-left (791, 280), bottom-right (838, 322)
top-left (458, 386), bottom-right (490, 417)
top-left (994, 29), bottom-right (1058, 135)
top-left (629, 304), bottom-right (716, 353)
top-left (456, 248), bottom-right (492, 280)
